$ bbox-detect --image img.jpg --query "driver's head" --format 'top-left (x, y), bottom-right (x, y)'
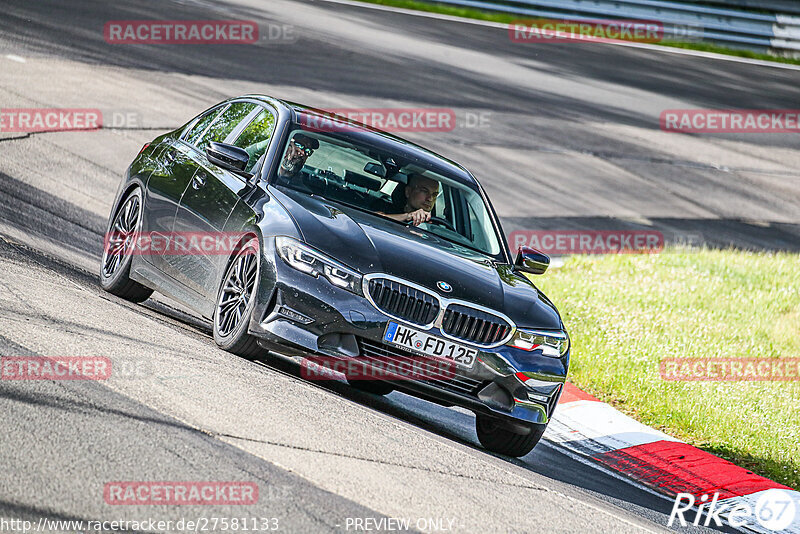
top-left (281, 133), bottom-right (319, 175)
top-left (405, 173), bottom-right (440, 212)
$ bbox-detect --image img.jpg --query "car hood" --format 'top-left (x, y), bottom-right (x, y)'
top-left (273, 188), bottom-right (562, 330)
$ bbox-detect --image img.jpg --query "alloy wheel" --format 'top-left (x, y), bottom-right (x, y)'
top-left (215, 244), bottom-right (258, 337)
top-left (102, 192), bottom-right (141, 277)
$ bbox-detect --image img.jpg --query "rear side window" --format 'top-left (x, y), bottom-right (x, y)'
top-left (194, 102), bottom-right (257, 151)
top-left (231, 108), bottom-right (277, 172)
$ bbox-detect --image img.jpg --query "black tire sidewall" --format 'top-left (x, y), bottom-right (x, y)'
top-left (100, 188), bottom-right (142, 291)
top-left (213, 239), bottom-right (260, 350)
top-left (475, 414), bottom-right (545, 457)
top-left (347, 379), bottom-right (395, 396)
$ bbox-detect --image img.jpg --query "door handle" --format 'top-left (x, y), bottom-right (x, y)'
top-left (165, 149), bottom-right (176, 163)
top-left (191, 174), bottom-right (206, 189)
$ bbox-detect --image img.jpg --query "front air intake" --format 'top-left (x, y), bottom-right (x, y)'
top-left (367, 278), bottom-right (440, 326)
top-left (441, 304), bottom-right (512, 346)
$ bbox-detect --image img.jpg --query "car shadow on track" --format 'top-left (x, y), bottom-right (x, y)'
top-left (243, 351), bottom-right (735, 534)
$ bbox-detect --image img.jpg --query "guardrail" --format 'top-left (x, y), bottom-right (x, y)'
top-left (423, 0), bottom-right (800, 56)
top-left (685, 0), bottom-right (800, 16)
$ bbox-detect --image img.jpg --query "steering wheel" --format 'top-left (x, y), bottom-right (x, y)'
top-left (424, 216), bottom-right (457, 232)
top-left (302, 170), bottom-right (328, 193)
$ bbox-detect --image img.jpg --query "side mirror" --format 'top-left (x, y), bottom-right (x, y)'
top-left (515, 246), bottom-right (550, 275)
top-left (206, 142), bottom-right (252, 179)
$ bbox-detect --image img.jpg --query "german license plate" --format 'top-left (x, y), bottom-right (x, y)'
top-left (383, 322), bottom-right (478, 369)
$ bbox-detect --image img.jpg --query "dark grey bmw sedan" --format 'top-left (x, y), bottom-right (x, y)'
top-left (100, 95), bottom-right (570, 457)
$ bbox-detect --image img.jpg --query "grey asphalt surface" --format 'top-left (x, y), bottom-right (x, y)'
top-left (0, 0), bottom-right (797, 532)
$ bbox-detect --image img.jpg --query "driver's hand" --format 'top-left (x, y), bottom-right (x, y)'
top-left (404, 209), bottom-right (431, 226)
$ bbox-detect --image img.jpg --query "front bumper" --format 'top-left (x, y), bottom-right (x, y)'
top-left (248, 239), bottom-right (568, 427)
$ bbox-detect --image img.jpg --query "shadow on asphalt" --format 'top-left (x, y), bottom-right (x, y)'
top-left (244, 350), bottom-right (737, 534)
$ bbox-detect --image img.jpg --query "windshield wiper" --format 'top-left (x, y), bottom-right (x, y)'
top-left (406, 223), bottom-right (490, 257)
top-left (311, 193), bottom-right (385, 221)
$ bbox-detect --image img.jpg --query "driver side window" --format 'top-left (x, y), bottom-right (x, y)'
top-left (231, 108), bottom-right (277, 173)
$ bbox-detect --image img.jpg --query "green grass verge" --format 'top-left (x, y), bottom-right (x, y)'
top-left (660, 41), bottom-right (800, 66)
top-left (530, 248), bottom-right (800, 490)
top-left (353, 0), bottom-right (517, 23)
top-left (351, 0), bottom-right (800, 66)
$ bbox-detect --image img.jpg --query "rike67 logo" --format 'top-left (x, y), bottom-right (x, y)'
top-left (669, 489), bottom-right (798, 531)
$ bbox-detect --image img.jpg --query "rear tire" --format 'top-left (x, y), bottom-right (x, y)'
top-left (99, 187), bottom-right (153, 303)
top-left (475, 414), bottom-right (545, 457)
top-left (213, 238), bottom-right (263, 359)
top-left (347, 379), bottom-right (394, 396)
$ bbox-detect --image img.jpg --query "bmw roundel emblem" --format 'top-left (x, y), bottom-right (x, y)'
top-left (437, 281), bottom-right (452, 293)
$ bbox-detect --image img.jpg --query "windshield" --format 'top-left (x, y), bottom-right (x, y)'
top-left (272, 128), bottom-right (503, 257)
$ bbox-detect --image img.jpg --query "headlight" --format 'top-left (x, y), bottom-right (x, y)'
top-left (276, 236), bottom-right (362, 295)
top-left (507, 329), bottom-right (569, 357)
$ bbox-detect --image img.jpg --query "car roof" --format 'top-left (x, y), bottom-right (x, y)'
top-left (237, 94), bottom-right (479, 187)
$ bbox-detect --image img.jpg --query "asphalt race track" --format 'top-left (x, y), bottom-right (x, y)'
top-left (0, 0), bottom-right (798, 532)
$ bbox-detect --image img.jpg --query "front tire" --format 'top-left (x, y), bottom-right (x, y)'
top-left (213, 238), bottom-right (263, 358)
top-left (475, 414), bottom-right (545, 457)
top-left (99, 187), bottom-right (153, 303)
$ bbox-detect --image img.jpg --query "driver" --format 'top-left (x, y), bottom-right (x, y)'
top-left (276, 133), bottom-right (319, 180)
top-left (379, 173), bottom-right (440, 226)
